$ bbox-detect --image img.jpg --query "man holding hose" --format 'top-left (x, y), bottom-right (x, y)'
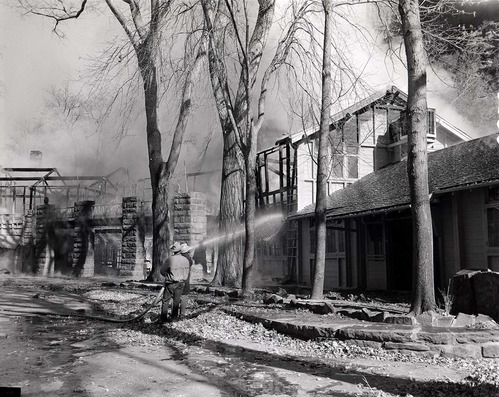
top-left (160, 242), bottom-right (190, 322)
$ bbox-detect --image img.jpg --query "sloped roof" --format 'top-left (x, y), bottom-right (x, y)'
top-left (292, 133), bottom-right (499, 219)
top-left (274, 86), bottom-right (407, 147)
top-left (271, 85), bottom-right (471, 150)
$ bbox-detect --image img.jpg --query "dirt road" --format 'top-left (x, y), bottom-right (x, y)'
top-left (0, 285), bottom-right (369, 396)
top-left (1, 277), bottom-right (495, 397)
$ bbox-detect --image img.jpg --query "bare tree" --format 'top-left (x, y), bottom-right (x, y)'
top-left (398, 0), bottom-right (436, 315)
top-left (201, 0), bottom-right (311, 292)
top-left (18, 0), bottom-right (206, 281)
top-left (310, 0), bottom-right (334, 300)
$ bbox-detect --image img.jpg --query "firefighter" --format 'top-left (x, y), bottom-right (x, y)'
top-left (159, 242), bottom-right (190, 322)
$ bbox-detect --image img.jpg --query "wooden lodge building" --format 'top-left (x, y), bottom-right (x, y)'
top-left (254, 86), bottom-right (481, 290)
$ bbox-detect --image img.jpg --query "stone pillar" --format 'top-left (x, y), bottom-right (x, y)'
top-left (173, 192), bottom-right (208, 247)
top-left (16, 210), bottom-right (34, 273)
top-left (34, 203), bottom-right (55, 275)
top-left (120, 197), bottom-right (145, 279)
top-left (72, 200), bottom-right (95, 277)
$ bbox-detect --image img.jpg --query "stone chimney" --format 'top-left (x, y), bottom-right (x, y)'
top-left (30, 150), bottom-right (42, 167)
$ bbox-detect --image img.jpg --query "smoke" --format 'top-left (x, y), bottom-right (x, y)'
top-left (0, 0), bottom-right (484, 206)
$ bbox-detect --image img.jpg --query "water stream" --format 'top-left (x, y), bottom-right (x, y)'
top-left (189, 212), bottom-right (285, 252)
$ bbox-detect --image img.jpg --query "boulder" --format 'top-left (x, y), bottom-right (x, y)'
top-left (450, 269), bottom-right (479, 316)
top-left (472, 271), bottom-right (499, 321)
top-left (264, 294), bottom-right (284, 304)
top-left (451, 312), bottom-right (475, 328)
top-left (451, 269), bottom-right (499, 322)
top-left (415, 310), bottom-right (439, 327)
top-left (383, 315), bottom-right (417, 325)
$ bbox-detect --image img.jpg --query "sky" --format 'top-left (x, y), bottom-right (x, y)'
top-left (0, 1), bottom-right (490, 191)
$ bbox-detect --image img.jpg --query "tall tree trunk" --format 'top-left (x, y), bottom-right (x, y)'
top-left (212, 129), bottom-right (244, 287)
top-left (242, 124), bottom-right (258, 295)
top-left (399, 0), bottom-right (436, 315)
top-left (137, 49), bottom-right (171, 282)
top-left (311, 0), bottom-right (333, 300)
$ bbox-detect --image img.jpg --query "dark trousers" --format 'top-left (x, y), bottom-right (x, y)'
top-left (161, 281), bottom-right (186, 322)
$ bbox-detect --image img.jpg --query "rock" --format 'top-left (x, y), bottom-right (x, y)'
top-left (474, 314), bottom-right (498, 329)
top-left (438, 344), bottom-right (482, 360)
top-left (319, 302), bottom-right (335, 314)
top-left (472, 271), bottom-right (499, 321)
top-left (435, 315), bottom-right (455, 328)
top-left (371, 311), bottom-right (390, 323)
top-left (450, 269), bottom-right (479, 315)
top-left (101, 281), bottom-right (121, 287)
top-left (452, 312), bottom-right (475, 328)
top-left (384, 342), bottom-right (430, 352)
top-left (415, 311), bottom-right (439, 326)
top-left (383, 315), bottom-right (417, 325)
top-left (361, 308), bottom-right (382, 322)
top-left (451, 269), bottom-right (499, 322)
top-left (264, 294), bottom-right (284, 305)
top-left (482, 342), bottom-right (499, 358)
top-left (227, 289), bottom-right (241, 298)
top-left (214, 289), bottom-right (227, 297)
top-left (276, 287), bottom-right (288, 297)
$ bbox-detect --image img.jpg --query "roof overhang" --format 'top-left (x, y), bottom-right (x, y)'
top-left (289, 178), bottom-right (499, 222)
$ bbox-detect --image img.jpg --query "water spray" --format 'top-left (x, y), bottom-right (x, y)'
top-left (189, 212), bottom-right (285, 252)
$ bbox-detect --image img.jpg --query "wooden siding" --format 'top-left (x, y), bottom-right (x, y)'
top-left (324, 259), bottom-right (340, 289)
top-left (359, 147), bottom-right (374, 178)
top-left (366, 258), bottom-right (387, 290)
top-left (461, 189), bottom-right (487, 269)
top-left (440, 195), bottom-right (458, 282)
top-left (358, 108), bottom-right (374, 145)
top-left (299, 218), bottom-right (312, 284)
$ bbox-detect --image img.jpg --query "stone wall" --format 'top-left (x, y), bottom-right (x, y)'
top-left (13, 194), bottom-right (209, 279)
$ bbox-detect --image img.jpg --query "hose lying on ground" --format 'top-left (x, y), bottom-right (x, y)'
top-left (82, 286), bottom-right (165, 323)
top-left (0, 286), bottom-right (165, 323)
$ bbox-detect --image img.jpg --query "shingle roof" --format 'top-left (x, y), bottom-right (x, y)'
top-left (292, 133), bottom-right (499, 219)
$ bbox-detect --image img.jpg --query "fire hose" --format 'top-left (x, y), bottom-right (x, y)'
top-left (81, 286), bottom-right (166, 323)
top-left (1, 286), bottom-right (166, 323)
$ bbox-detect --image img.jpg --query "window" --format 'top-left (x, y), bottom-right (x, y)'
top-left (310, 222), bottom-right (346, 254)
top-left (326, 228), bottom-right (337, 252)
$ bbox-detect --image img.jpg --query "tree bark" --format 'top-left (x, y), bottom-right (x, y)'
top-left (242, 124), bottom-right (258, 295)
top-left (137, 45), bottom-right (170, 282)
top-left (399, 0), bottom-right (436, 315)
top-left (211, 128), bottom-right (245, 287)
top-left (311, 0), bottom-right (333, 300)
